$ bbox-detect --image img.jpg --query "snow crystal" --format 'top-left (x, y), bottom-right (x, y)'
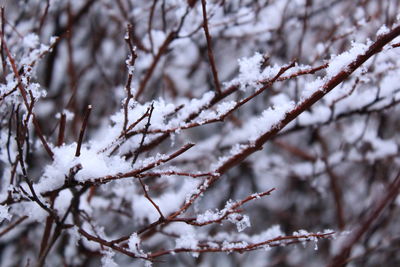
top-left (222, 240), bottom-right (249, 250)
top-left (76, 148), bottom-right (130, 181)
top-left (27, 82), bottom-right (46, 99)
top-left (236, 52), bottom-right (264, 88)
top-left (196, 210), bottom-right (221, 224)
top-left (36, 143), bottom-right (131, 193)
top-left (180, 92), bottom-right (215, 116)
top-left (49, 36), bottom-right (58, 45)
top-left (175, 233), bottom-right (198, 249)
top-left (323, 229), bottom-right (335, 235)
top-left (377, 24), bottom-right (390, 36)
top-left (326, 42), bottom-right (369, 78)
top-left (160, 92), bottom-right (216, 130)
top-left (128, 233), bottom-right (146, 257)
top-left (228, 53), bottom-right (282, 90)
top-left (221, 100), bottom-right (295, 146)
top-left (228, 213), bottom-right (251, 232)
top-left (293, 229), bottom-right (311, 239)
top-left (125, 54), bottom-right (136, 75)
top-left (197, 101), bottom-right (236, 122)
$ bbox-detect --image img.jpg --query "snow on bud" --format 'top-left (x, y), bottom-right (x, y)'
top-left (228, 213), bottom-right (251, 232)
top-left (128, 233), bottom-right (147, 257)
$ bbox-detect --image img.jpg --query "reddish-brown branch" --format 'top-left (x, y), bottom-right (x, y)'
top-left (124, 62), bottom-right (294, 138)
top-left (87, 143), bottom-right (194, 185)
top-left (139, 177), bottom-right (165, 219)
top-left (139, 62), bottom-right (327, 136)
top-left (123, 24), bottom-right (138, 132)
top-left (276, 62), bottom-right (329, 82)
top-left (39, 198), bottom-right (57, 259)
top-left (43, 143), bottom-right (195, 195)
top-left (57, 113), bottom-right (66, 147)
top-left (171, 188), bottom-right (275, 226)
top-left (32, 114), bottom-right (55, 159)
top-left (0, 216), bottom-right (28, 238)
top-left (330, 77), bottom-right (360, 107)
top-left (0, 83), bottom-right (19, 102)
top-left (278, 94), bottom-right (400, 138)
top-left (78, 227), bottom-right (150, 261)
top-left (317, 133), bottom-right (345, 230)
top-left (272, 140), bottom-right (316, 162)
top-left (0, 7), bottom-right (5, 75)
top-left (134, 6), bottom-right (190, 100)
top-left (38, 0), bottom-right (50, 35)
top-left (1, 28), bottom-right (54, 159)
top-left (201, 0), bottom-right (222, 94)
top-left (162, 23), bottom-right (400, 223)
top-left (75, 105), bottom-right (92, 157)
top-left (15, 113), bottom-right (59, 223)
top-left (328, 170), bottom-right (400, 266)
top-left (132, 103), bottom-right (154, 164)
top-left (135, 170), bottom-right (215, 179)
top-left (325, 162), bottom-right (345, 230)
top-left (148, 0), bottom-right (159, 55)
top-left (130, 59), bottom-right (326, 154)
top-left (135, 31), bottom-right (176, 100)
top-left (216, 24), bottom-right (400, 175)
top-left (149, 231), bottom-right (335, 258)
top-left (65, 3), bottom-right (79, 116)
top-left (105, 106), bottom-right (151, 155)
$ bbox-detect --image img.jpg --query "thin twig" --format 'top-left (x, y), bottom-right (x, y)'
top-left (75, 105), bottom-right (92, 157)
top-left (123, 24), bottom-right (138, 132)
top-left (135, 31), bottom-right (176, 100)
top-left (139, 177), bottom-right (165, 219)
top-left (149, 231), bottom-right (335, 258)
top-left (201, 0), bottom-right (222, 94)
top-left (0, 216), bottom-right (28, 238)
top-left (42, 143), bottom-right (195, 195)
top-left (172, 188), bottom-right (275, 226)
top-left (328, 170), bottom-right (400, 266)
top-left (0, 7), bottom-right (6, 76)
top-left (148, 0), bottom-right (159, 55)
top-left (57, 113), bottom-right (66, 147)
top-left (132, 102), bottom-right (154, 164)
